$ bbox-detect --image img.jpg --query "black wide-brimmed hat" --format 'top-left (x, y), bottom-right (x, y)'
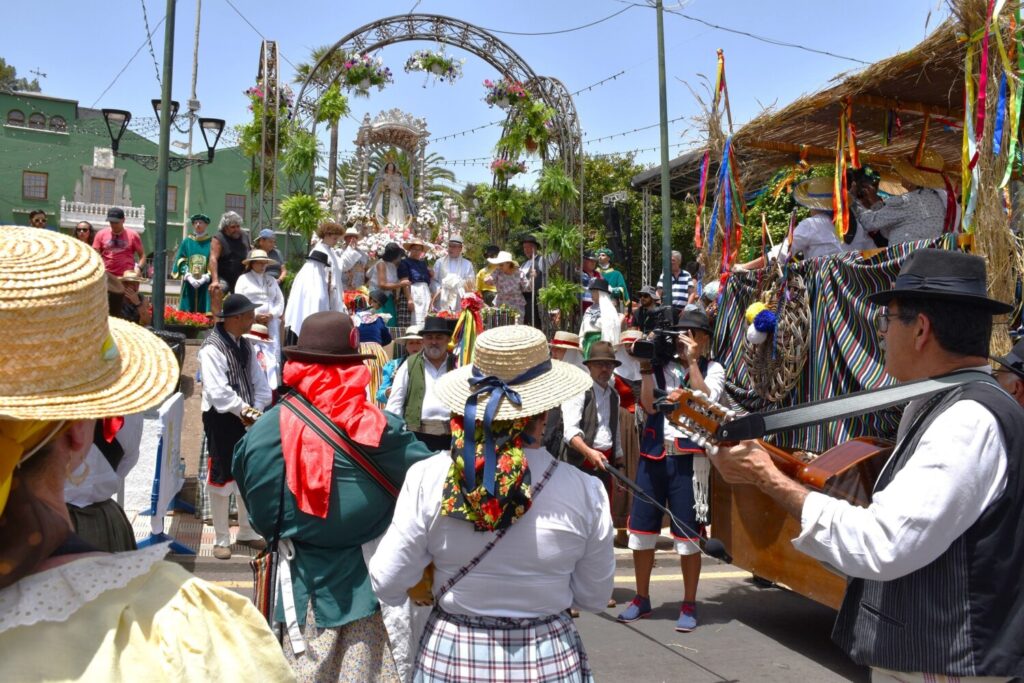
top-left (588, 278), bottom-right (609, 293)
top-left (867, 249), bottom-right (1012, 313)
top-left (283, 311), bottom-right (372, 364)
top-left (994, 338), bottom-right (1024, 381)
top-left (216, 293), bottom-right (259, 319)
top-left (672, 308), bottom-right (713, 334)
top-left (520, 234), bottom-right (540, 246)
top-left (583, 341), bottom-right (621, 367)
top-left (420, 316), bottom-right (454, 336)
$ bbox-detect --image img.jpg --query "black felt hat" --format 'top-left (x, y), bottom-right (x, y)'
top-left (867, 249), bottom-right (1012, 313)
top-left (672, 308), bottom-right (713, 334)
top-left (994, 338), bottom-right (1024, 381)
top-left (283, 311), bottom-right (372, 364)
top-left (420, 316), bottom-right (454, 336)
top-left (520, 234), bottom-right (540, 247)
top-left (588, 278), bottom-right (609, 293)
top-left (216, 293), bottom-right (259, 319)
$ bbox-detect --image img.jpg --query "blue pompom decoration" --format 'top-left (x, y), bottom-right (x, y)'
top-left (753, 309), bottom-right (777, 333)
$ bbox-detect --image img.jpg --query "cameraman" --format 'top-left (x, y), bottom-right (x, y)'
top-left (633, 285), bottom-right (665, 335)
top-left (617, 309), bottom-right (724, 634)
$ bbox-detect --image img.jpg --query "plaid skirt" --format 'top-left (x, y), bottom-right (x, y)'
top-left (413, 608), bottom-right (594, 683)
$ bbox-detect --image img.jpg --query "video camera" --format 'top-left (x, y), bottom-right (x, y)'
top-left (629, 328), bottom-right (682, 366)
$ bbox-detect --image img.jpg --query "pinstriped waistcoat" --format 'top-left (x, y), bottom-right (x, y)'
top-left (831, 382), bottom-right (1024, 677)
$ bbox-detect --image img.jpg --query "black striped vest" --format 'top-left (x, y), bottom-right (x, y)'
top-left (831, 381), bottom-right (1024, 676)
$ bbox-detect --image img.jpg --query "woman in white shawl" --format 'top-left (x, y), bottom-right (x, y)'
top-left (579, 279), bottom-right (622, 358)
top-left (234, 249), bottom-right (285, 353)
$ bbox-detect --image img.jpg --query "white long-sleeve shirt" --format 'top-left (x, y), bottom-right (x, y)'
top-left (234, 271), bottom-right (284, 318)
top-left (368, 448), bottom-right (615, 617)
top-left (433, 255), bottom-right (476, 290)
top-left (198, 334), bottom-right (272, 416)
top-left (384, 356), bottom-right (452, 423)
top-left (793, 392), bottom-right (1008, 582)
top-left (561, 382), bottom-right (622, 459)
top-left (283, 243), bottom-right (343, 335)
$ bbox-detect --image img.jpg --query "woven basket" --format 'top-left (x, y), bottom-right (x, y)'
top-left (743, 268), bottom-right (810, 403)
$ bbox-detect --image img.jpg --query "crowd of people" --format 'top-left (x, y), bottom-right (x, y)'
top-left (3, 150), bottom-right (1023, 682)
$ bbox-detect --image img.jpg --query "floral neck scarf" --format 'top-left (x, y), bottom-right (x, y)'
top-left (441, 415), bottom-right (534, 532)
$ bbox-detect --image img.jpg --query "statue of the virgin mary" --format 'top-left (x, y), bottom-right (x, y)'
top-left (367, 161), bottom-right (417, 227)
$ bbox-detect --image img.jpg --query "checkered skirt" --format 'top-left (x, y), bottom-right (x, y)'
top-left (413, 608), bottom-right (594, 683)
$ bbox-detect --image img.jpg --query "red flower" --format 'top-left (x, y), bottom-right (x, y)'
top-left (481, 498), bottom-right (502, 521)
top-left (498, 454), bottom-right (514, 473)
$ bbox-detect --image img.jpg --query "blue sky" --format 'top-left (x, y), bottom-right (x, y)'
top-left (4, 1), bottom-right (949, 189)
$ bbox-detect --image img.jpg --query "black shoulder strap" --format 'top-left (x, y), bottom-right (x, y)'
top-left (280, 392), bottom-right (400, 498)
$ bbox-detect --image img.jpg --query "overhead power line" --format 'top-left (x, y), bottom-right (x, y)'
top-left (222, 0), bottom-right (299, 70)
top-left (480, 5), bottom-right (635, 36)
top-left (90, 14), bottom-right (167, 107)
top-left (139, 0), bottom-right (163, 87)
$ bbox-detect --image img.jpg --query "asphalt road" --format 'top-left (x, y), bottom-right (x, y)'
top-left (176, 537), bottom-right (866, 683)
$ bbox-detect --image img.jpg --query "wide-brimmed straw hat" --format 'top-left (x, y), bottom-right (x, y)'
top-left (344, 227), bottom-right (361, 238)
top-left (793, 177), bottom-right (834, 211)
top-left (403, 236), bottom-right (426, 250)
top-left (396, 324), bottom-right (423, 342)
top-left (867, 248), bottom-right (1012, 313)
top-left (243, 323), bottom-right (271, 341)
top-left (435, 325), bottom-right (592, 421)
top-left (892, 147), bottom-right (948, 190)
top-left (487, 250), bottom-right (518, 267)
top-left (0, 227), bottom-right (178, 420)
top-left (119, 268), bottom-right (147, 283)
top-left (242, 248), bottom-right (274, 265)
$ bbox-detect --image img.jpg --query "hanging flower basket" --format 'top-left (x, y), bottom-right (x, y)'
top-left (341, 54), bottom-right (393, 96)
top-left (483, 79), bottom-right (529, 109)
top-left (405, 49), bottom-right (464, 84)
top-left (490, 158), bottom-right (528, 180)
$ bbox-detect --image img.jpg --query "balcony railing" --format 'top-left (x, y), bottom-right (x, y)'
top-left (59, 198), bottom-right (146, 233)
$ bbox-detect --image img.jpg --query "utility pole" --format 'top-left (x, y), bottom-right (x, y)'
top-left (655, 0), bottom-right (673, 298)
top-left (152, 0), bottom-right (177, 331)
top-left (180, 0), bottom-right (202, 241)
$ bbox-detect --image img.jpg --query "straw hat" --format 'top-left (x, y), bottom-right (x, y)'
top-left (344, 227), bottom-right (361, 238)
top-left (396, 324), bottom-right (423, 342)
top-left (618, 329), bottom-right (643, 347)
top-left (793, 177), bottom-right (834, 211)
top-left (487, 250), bottom-right (518, 267)
top-left (549, 330), bottom-right (580, 350)
top-left (434, 325), bottom-right (592, 421)
top-left (892, 147), bottom-right (948, 190)
top-left (242, 248), bottom-right (274, 265)
top-left (0, 227), bottom-right (178, 420)
top-left (119, 268), bottom-right (147, 283)
top-left (243, 323), bottom-right (271, 341)
top-left (403, 236), bottom-right (426, 250)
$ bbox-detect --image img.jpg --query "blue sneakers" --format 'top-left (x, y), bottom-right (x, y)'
top-left (616, 595), bottom-right (653, 623)
top-left (675, 601), bottom-right (697, 632)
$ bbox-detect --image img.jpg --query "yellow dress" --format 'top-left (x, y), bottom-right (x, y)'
top-left (0, 544), bottom-right (295, 682)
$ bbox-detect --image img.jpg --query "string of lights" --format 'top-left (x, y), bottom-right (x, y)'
top-left (583, 115), bottom-right (687, 145)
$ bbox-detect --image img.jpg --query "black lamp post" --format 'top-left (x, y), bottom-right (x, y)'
top-left (99, 0), bottom-right (225, 331)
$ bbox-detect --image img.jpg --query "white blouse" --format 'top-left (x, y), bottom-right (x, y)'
top-left (234, 271), bottom-right (284, 318)
top-left (369, 448), bottom-right (615, 617)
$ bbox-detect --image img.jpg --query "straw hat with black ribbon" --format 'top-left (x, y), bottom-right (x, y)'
top-left (0, 227), bottom-right (179, 515)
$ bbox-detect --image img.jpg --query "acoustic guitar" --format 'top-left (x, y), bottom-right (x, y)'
top-left (664, 388), bottom-right (893, 507)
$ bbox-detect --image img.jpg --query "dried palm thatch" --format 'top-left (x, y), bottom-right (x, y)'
top-left (949, 0), bottom-right (1021, 355)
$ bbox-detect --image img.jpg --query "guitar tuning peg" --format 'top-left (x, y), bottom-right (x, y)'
top-left (708, 445), bottom-right (718, 456)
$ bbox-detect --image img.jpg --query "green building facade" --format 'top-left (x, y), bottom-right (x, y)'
top-left (0, 90), bottom-right (302, 261)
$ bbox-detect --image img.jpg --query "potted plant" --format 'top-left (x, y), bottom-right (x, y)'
top-left (536, 164), bottom-right (579, 206)
top-left (483, 78), bottom-right (529, 109)
top-left (340, 53), bottom-right (393, 95)
top-left (490, 158), bottom-right (528, 181)
top-left (405, 49), bottom-right (464, 84)
top-left (163, 306), bottom-right (213, 339)
top-left (279, 192), bottom-right (328, 249)
top-left (538, 276), bottom-right (584, 327)
top-left (499, 99), bottom-right (556, 157)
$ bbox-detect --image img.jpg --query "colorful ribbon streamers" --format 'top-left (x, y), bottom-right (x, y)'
top-left (693, 151), bottom-right (711, 250)
top-left (450, 294), bottom-right (484, 368)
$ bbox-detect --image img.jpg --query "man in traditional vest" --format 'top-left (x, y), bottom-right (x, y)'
top-left (993, 338), bottom-right (1024, 408)
top-left (199, 293), bottom-right (272, 560)
top-left (713, 249), bottom-right (1024, 681)
top-left (208, 211), bottom-right (252, 316)
top-left (384, 316), bottom-right (456, 451)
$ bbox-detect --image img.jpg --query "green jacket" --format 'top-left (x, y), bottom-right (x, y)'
top-left (598, 266), bottom-right (629, 301)
top-left (232, 406), bottom-right (433, 628)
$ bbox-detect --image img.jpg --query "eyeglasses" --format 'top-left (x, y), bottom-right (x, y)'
top-left (75, 228), bottom-right (91, 233)
top-left (31, 218), bottom-right (46, 224)
top-left (875, 308), bottom-right (906, 333)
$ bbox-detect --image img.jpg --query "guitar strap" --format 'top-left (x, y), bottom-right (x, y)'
top-left (715, 369), bottom-right (999, 441)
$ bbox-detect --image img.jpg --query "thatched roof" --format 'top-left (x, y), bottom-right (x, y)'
top-left (633, 20), bottom-right (965, 196)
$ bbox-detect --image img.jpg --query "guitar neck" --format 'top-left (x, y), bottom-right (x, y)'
top-left (755, 439), bottom-right (812, 486)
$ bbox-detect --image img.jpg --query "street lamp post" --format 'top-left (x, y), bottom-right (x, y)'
top-left (655, 0), bottom-right (673, 304)
top-left (99, 0), bottom-right (224, 331)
